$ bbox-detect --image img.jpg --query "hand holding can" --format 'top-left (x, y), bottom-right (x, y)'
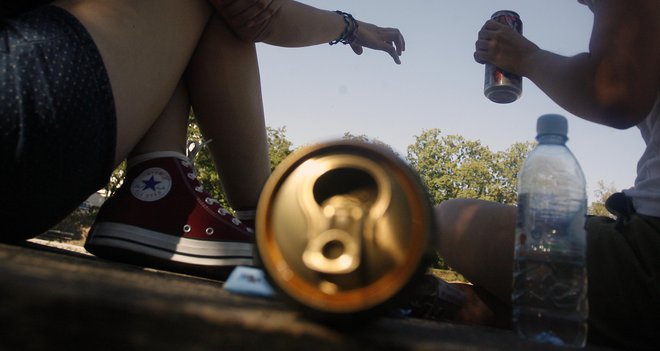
top-left (483, 10), bottom-right (523, 104)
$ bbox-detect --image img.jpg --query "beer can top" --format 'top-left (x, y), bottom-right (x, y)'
top-left (491, 10), bottom-right (520, 19)
top-left (255, 140), bottom-right (434, 316)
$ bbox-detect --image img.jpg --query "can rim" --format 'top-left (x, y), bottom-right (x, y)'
top-left (255, 140), bottom-right (435, 314)
top-left (491, 9), bottom-right (520, 18)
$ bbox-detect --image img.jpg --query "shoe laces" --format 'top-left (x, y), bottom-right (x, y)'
top-left (186, 139), bottom-right (213, 163)
top-left (180, 144), bottom-right (250, 232)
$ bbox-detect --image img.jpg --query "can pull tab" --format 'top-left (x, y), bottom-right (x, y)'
top-left (302, 194), bottom-right (367, 274)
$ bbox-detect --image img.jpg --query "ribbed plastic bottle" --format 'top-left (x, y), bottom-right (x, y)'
top-left (513, 114), bottom-right (588, 347)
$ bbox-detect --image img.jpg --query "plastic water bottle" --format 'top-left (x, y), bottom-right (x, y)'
top-left (513, 114), bottom-right (588, 347)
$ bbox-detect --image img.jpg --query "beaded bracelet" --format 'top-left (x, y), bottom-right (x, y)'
top-left (329, 11), bottom-right (359, 45)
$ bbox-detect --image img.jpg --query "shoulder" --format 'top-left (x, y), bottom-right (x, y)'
top-left (587, 0), bottom-right (660, 124)
top-left (596, 0), bottom-right (660, 24)
top-left (590, 0), bottom-right (660, 75)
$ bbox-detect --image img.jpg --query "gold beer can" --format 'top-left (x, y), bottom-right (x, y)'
top-left (256, 140), bottom-right (435, 321)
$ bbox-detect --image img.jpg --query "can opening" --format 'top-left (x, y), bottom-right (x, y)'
top-left (322, 239), bottom-right (345, 260)
top-left (312, 168), bottom-right (378, 205)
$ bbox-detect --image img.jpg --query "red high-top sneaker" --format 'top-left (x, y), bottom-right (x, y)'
top-left (86, 151), bottom-right (254, 280)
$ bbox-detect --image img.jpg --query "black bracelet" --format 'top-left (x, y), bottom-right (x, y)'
top-left (329, 11), bottom-right (359, 45)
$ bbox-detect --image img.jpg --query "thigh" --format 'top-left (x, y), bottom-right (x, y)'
top-left (586, 215), bottom-right (660, 350)
top-left (52, 0), bottom-right (212, 165)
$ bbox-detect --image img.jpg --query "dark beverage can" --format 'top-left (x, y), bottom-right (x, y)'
top-left (484, 10), bottom-right (523, 104)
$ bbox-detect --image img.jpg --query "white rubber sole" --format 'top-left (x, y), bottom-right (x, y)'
top-left (87, 222), bottom-right (254, 267)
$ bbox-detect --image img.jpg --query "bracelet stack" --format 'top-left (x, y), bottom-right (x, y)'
top-left (329, 11), bottom-right (359, 45)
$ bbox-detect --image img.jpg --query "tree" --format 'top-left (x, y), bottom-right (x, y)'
top-left (589, 180), bottom-right (617, 218)
top-left (341, 132), bottom-right (397, 155)
top-left (406, 128), bottom-right (532, 206)
top-left (103, 161), bottom-right (126, 198)
top-left (491, 141), bottom-right (535, 204)
top-left (185, 114), bottom-right (228, 208)
top-left (267, 126), bottom-right (294, 171)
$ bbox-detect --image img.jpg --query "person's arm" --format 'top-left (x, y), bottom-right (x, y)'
top-left (475, 0), bottom-right (660, 128)
top-left (210, 0), bottom-right (405, 64)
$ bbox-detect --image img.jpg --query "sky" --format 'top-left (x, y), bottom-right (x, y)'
top-left (255, 0), bottom-right (646, 201)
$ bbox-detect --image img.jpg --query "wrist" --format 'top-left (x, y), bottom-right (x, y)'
top-left (517, 46), bottom-right (544, 78)
top-left (329, 11), bottom-right (359, 45)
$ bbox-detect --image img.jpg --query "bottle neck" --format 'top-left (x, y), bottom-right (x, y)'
top-left (536, 134), bottom-right (567, 145)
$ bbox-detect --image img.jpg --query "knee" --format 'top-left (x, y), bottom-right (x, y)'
top-left (211, 0), bottom-right (283, 42)
top-left (434, 198), bottom-right (515, 253)
top-left (434, 198), bottom-right (480, 234)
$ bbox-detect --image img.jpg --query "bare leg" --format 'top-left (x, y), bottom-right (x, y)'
top-left (107, 15), bottom-right (270, 212)
top-left (186, 14), bottom-right (271, 210)
top-left (59, 0), bottom-right (269, 212)
top-left (129, 81), bottom-right (189, 157)
top-left (52, 0), bottom-right (212, 166)
top-left (435, 198), bottom-right (516, 303)
top-left (57, 0), bottom-right (260, 277)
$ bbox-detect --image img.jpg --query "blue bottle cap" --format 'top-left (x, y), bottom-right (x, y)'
top-left (537, 114), bottom-right (568, 137)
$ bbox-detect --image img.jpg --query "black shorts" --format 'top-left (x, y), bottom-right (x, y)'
top-left (586, 214), bottom-right (660, 350)
top-left (0, 5), bottom-right (116, 241)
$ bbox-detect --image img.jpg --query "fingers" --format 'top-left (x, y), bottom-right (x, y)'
top-left (370, 42), bottom-right (401, 64)
top-left (357, 24), bottom-right (405, 64)
top-left (481, 19), bottom-right (506, 31)
top-left (350, 43), bottom-right (364, 56)
top-left (387, 27), bottom-right (405, 55)
top-left (388, 46), bottom-right (402, 65)
top-left (365, 41), bottom-right (401, 64)
top-left (473, 20), bottom-right (502, 64)
top-left (474, 38), bottom-right (491, 64)
top-left (382, 28), bottom-right (404, 64)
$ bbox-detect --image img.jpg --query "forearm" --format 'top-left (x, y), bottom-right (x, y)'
top-left (214, 0), bottom-right (405, 64)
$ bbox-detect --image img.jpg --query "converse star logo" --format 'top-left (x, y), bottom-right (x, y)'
top-left (142, 176), bottom-right (160, 191)
top-left (130, 167), bottom-right (172, 202)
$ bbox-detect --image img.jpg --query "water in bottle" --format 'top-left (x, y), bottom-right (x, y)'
top-left (513, 114), bottom-right (588, 347)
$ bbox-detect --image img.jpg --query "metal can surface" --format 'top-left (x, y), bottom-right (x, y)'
top-left (484, 10), bottom-right (523, 104)
top-left (255, 140), bottom-right (435, 321)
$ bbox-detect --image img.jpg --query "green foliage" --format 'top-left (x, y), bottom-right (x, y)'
top-left (188, 116), bottom-right (230, 209)
top-left (104, 161), bottom-right (126, 198)
top-left (267, 126), bottom-right (294, 171)
top-left (589, 180), bottom-right (617, 218)
top-left (406, 128), bottom-right (533, 206)
top-left (491, 141), bottom-right (536, 204)
top-left (341, 132), bottom-right (398, 155)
